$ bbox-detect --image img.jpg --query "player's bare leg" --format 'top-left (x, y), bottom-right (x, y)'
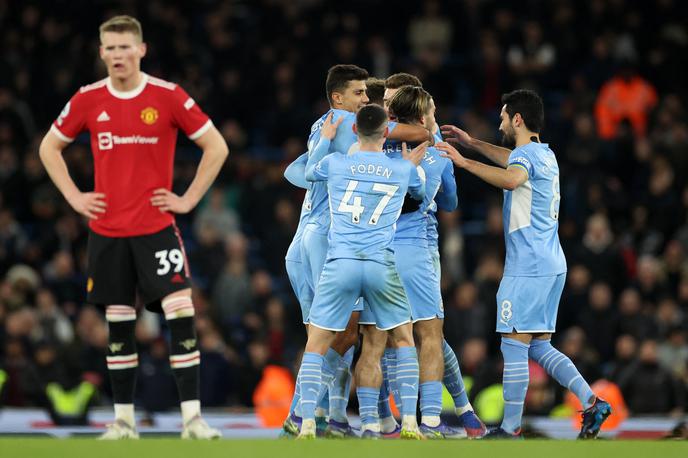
top-left (414, 319), bottom-right (444, 383)
top-left (415, 319), bottom-right (458, 438)
top-left (161, 289), bottom-right (220, 439)
top-left (388, 323), bottom-right (422, 439)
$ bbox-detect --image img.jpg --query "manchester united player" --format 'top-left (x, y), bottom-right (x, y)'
top-left (38, 16), bottom-right (229, 440)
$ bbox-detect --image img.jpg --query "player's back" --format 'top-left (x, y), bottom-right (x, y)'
top-left (325, 151), bottom-right (423, 263)
top-left (504, 142), bottom-right (567, 276)
top-left (304, 109), bottom-right (358, 234)
top-left (385, 142), bottom-right (449, 244)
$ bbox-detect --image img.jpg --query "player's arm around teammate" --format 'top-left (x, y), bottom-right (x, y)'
top-left (304, 112), bottom-right (343, 180)
top-left (440, 91), bottom-right (609, 439)
top-left (284, 152), bottom-right (309, 189)
top-left (440, 123), bottom-right (512, 168)
top-left (436, 141), bottom-right (528, 191)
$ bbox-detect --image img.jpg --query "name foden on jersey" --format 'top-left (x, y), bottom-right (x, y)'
top-left (350, 163), bottom-right (393, 179)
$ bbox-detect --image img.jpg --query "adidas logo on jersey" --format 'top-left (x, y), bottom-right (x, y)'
top-left (171, 273), bottom-right (184, 284)
top-left (97, 111), bottom-right (111, 122)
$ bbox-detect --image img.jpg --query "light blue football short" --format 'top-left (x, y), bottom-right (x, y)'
top-left (301, 224), bottom-right (328, 295)
top-left (396, 243), bottom-right (443, 322)
top-left (309, 258), bottom-right (412, 331)
top-left (301, 225), bottom-right (363, 316)
top-left (495, 273), bottom-right (566, 333)
top-left (286, 259), bottom-right (313, 324)
top-left (430, 246), bottom-right (441, 282)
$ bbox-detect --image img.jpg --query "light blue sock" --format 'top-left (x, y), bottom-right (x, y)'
top-left (316, 388), bottom-right (329, 415)
top-left (329, 347), bottom-right (354, 423)
top-left (529, 339), bottom-right (595, 409)
top-left (300, 352), bottom-right (324, 421)
top-left (395, 346), bottom-right (419, 417)
top-left (419, 381), bottom-right (443, 423)
top-left (384, 348), bottom-right (399, 406)
top-left (378, 354), bottom-right (393, 419)
top-left (357, 387), bottom-right (380, 428)
top-left (315, 349), bottom-right (338, 415)
top-left (290, 366), bottom-right (302, 417)
top-left (442, 339), bottom-right (470, 409)
top-left (500, 337), bottom-right (530, 434)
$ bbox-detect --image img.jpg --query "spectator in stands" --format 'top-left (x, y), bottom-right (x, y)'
top-left (594, 62), bottom-right (658, 139)
top-left (617, 339), bottom-right (685, 415)
top-left (0, 0), bottom-right (686, 415)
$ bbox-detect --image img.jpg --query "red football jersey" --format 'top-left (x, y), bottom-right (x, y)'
top-left (51, 73), bottom-right (212, 237)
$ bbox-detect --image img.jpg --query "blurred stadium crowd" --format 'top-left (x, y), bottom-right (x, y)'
top-left (0, 0), bottom-right (686, 420)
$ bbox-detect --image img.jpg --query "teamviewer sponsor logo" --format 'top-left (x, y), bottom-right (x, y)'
top-left (113, 135), bottom-right (159, 145)
top-left (97, 132), bottom-right (159, 150)
top-left (98, 132), bottom-right (113, 150)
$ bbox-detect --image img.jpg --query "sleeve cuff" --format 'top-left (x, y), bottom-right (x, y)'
top-left (50, 124), bottom-right (74, 143)
top-left (188, 120), bottom-right (213, 140)
top-left (508, 163), bottom-right (529, 178)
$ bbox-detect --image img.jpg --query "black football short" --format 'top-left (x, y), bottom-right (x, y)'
top-left (86, 224), bottom-right (191, 313)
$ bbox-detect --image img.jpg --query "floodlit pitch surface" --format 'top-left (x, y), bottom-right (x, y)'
top-left (0, 439), bottom-right (686, 458)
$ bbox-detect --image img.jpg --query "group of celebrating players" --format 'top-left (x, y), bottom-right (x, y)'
top-left (279, 64), bottom-right (612, 440)
top-left (39, 15), bottom-right (612, 440)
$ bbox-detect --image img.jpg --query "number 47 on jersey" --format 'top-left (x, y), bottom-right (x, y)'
top-left (338, 180), bottom-right (398, 225)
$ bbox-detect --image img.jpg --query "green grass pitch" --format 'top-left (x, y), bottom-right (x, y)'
top-left (0, 439), bottom-right (686, 458)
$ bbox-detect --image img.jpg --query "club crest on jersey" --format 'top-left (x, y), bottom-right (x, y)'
top-left (140, 107), bottom-right (159, 125)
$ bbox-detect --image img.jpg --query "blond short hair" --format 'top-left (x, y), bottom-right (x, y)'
top-left (99, 15), bottom-right (143, 43)
top-left (388, 85), bottom-right (432, 124)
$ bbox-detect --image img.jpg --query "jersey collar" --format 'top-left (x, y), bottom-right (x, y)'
top-left (106, 73), bottom-right (149, 100)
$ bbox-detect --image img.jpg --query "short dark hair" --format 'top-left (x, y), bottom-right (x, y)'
top-left (365, 77), bottom-right (386, 106)
top-left (501, 89), bottom-right (544, 133)
top-left (385, 72), bottom-right (422, 89)
top-left (356, 104), bottom-right (388, 140)
top-left (325, 64), bottom-right (369, 106)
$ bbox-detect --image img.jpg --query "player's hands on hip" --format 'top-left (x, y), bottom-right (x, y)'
top-left (321, 112), bottom-right (343, 140)
top-left (66, 192), bottom-right (106, 220)
top-left (440, 124), bottom-right (473, 147)
top-left (436, 142), bottom-right (469, 168)
top-left (151, 188), bottom-right (193, 214)
top-left (402, 141), bottom-right (429, 166)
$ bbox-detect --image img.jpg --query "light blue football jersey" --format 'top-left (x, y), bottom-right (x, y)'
top-left (384, 142), bottom-right (452, 245)
top-left (427, 157), bottom-right (457, 248)
top-left (306, 151), bottom-right (425, 264)
top-left (285, 191), bottom-right (312, 262)
top-left (426, 128), bottom-right (457, 247)
top-left (503, 142), bottom-right (567, 276)
top-left (304, 109), bottom-right (398, 235)
top-left (284, 153), bottom-right (310, 262)
top-left (303, 109), bottom-right (358, 235)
